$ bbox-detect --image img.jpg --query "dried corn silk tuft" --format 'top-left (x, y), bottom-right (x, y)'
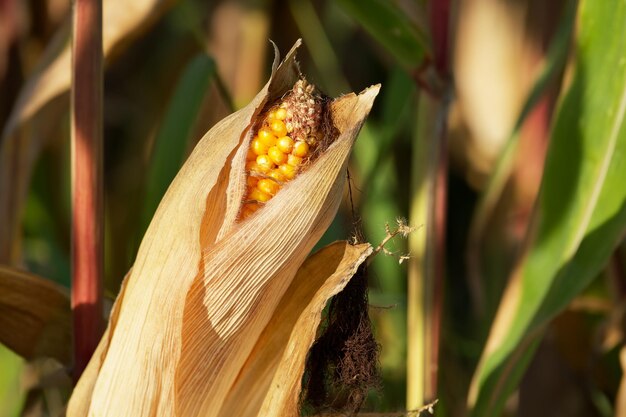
top-left (240, 79), bottom-right (337, 220)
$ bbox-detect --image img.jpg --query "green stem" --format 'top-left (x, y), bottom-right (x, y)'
top-left (407, 90), bottom-right (449, 408)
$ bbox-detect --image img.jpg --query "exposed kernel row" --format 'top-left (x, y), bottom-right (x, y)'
top-left (240, 113), bottom-right (308, 218)
top-left (239, 79), bottom-right (322, 220)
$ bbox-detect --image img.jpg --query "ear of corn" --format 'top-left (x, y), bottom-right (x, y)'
top-left (240, 79), bottom-right (328, 220)
top-left (66, 40), bottom-right (380, 417)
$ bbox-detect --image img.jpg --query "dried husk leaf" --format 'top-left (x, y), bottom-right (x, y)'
top-left (216, 241), bottom-right (372, 417)
top-left (175, 84), bottom-right (379, 417)
top-left (0, 266), bottom-right (71, 363)
top-left (67, 41), bottom-right (379, 417)
top-left (0, 0), bottom-right (177, 263)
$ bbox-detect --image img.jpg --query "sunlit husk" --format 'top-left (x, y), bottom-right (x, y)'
top-left (67, 41), bottom-right (379, 417)
top-left (208, 242), bottom-right (372, 417)
top-left (257, 242), bottom-right (372, 417)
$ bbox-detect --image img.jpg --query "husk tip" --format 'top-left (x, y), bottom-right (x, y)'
top-left (359, 84), bottom-right (381, 101)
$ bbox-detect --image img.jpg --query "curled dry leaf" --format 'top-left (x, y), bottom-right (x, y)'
top-left (67, 40), bottom-right (380, 417)
top-left (0, 266), bottom-right (71, 364)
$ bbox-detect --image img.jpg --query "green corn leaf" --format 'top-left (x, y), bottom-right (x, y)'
top-left (140, 54), bottom-right (217, 236)
top-left (466, 0), bottom-right (576, 319)
top-left (337, 0), bottom-right (429, 69)
top-left (469, 1), bottom-right (626, 415)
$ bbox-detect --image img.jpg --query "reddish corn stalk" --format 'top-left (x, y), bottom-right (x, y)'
top-left (430, 0), bottom-right (451, 77)
top-left (71, 0), bottom-right (103, 380)
top-left (427, 0), bottom-right (451, 403)
top-left (429, 106), bottom-right (448, 402)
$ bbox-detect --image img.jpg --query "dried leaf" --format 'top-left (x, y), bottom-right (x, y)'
top-left (3, 0), bottom-right (176, 137)
top-left (0, 0), bottom-right (177, 262)
top-left (0, 266), bottom-right (71, 363)
top-left (67, 41), bottom-right (380, 417)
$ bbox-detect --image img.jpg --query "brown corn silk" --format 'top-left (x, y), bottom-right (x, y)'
top-left (66, 40), bottom-right (379, 417)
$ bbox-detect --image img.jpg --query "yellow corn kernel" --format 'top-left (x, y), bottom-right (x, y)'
top-left (267, 110), bottom-right (277, 121)
top-left (258, 128), bottom-right (277, 147)
top-left (268, 146), bottom-right (287, 165)
top-left (249, 187), bottom-right (271, 202)
top-left (246, 148), bottom-right (257, 161)
top-left (256, 155), bottom-right (275, 172)
top-left (276, 136), bottom-right (294, 153)
top-left (240, 203), bottom-right (261, 219)
top-left (275, 108), bottom-right (287, 120)
top-left (247, 176), bottom-right (259, 188)
top-left (270, 119), bottom-right (288, 137)
top-left (246, 160), bottom-right (261, 173)
top-left (287, 154), bottom-right (303, 166)
top-left (252, 138), bottom-right (269, 156)
top-left (257, 178), bottom-right (280, 196)
top-left (268, 169), bottom-right (286, 182)
top-left (279, 163), bottom-right (297, 180)
top-left (292, 141), bottom-right (309, 157)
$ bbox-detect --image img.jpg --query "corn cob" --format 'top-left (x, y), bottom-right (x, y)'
top-left (240, 78), bottom-right (330, 220)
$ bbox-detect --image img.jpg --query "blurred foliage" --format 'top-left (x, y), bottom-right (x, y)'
top-left (0, 345), bottom-right (24, 417)
top-left (1, 0), bottom-right (626, 416)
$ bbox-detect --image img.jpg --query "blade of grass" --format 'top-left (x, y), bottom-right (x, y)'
top-left (469, 1), bottom-right (626, 415)
top-left (71, 0), bottom-right (103, 380)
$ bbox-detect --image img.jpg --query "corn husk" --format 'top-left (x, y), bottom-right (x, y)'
top-left (67, 40), bottom-right (380, 416)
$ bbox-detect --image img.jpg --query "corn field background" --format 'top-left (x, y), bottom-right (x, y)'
top-left (1, 0), bottom-right (626, 416)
